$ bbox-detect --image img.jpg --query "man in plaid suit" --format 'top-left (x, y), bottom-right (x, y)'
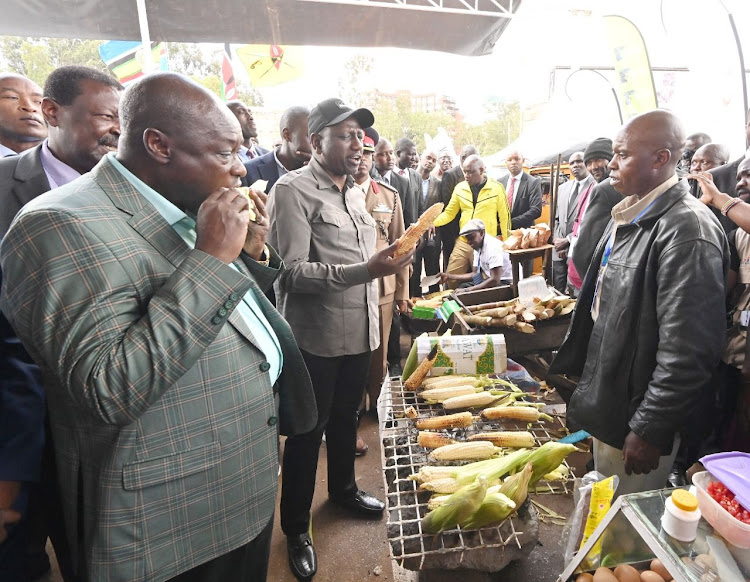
top-left (0, 72), bottom-right (316, 582)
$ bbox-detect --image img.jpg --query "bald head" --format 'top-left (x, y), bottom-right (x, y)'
top-left (692, 143), bottom-right (729, 172)
top-left (462, 154), bottom-right (486, 186)
top-left (119, 72), bottom-right (238, 156)
top-left (117, 72), bottom-right (245, 212)
top-left (460, 144), bottom-right (479, 162)
top-left (374, 137), bottom-right (395, 173)
top-left (506, 149), bottom-right (524, 177)
top-left (0, 72), bottom-right (46, 153)
top-left (609, 109), bottom-right (686, 197)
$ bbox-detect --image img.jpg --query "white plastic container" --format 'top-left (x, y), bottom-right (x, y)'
top-left (661, 489), bottom-right (701, 542)
top-left (693, 470), bottom-right (750, 549)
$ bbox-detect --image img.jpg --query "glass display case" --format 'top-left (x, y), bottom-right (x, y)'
top-left (558, 488), bottom-right (750, 582)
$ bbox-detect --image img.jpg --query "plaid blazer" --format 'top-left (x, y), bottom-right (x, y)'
top-left (0, 157), bottom-right (316, 582)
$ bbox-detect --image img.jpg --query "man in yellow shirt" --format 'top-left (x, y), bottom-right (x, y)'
top-left (433, 154), bottom-right (511, 288)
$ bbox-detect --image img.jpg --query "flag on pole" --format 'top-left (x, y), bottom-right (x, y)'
top-left (99, 41), bottom-right (168, 86)
top-left (221, 44), bottom-right (237, 101)
top-left (236, 44), bottom-right (303, 88)
top-left (603, 15), bottom-right (658, 120)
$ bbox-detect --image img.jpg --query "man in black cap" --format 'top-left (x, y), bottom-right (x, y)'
top-left (568, 138), bottom-right (622, 291)
top-left (268, 98), bottom-right (414, 581)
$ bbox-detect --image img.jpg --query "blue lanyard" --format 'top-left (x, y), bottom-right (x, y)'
top-left (600, 198), bottom-right (658, 267)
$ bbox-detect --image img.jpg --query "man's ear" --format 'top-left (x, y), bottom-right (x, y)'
top-left (655, 148), bottom-right (671, 168)
top-left (282, 127), bottom-right (292, 143)
top-left (41, 97), bottom-right (61, 128)
top-left (310, 132), bottom-right (323, 153)
top-left (143, 128), bottom-right (171, 164)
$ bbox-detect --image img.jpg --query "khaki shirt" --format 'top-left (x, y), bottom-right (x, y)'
top-left (362, 177), bottom-right (409, 304)
top-left (725, 228), bottom-right (750, 367)
top-left (268, 157), bottom-right (379, 357)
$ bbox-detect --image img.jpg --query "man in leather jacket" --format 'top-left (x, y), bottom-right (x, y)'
top-left (550, 110), bottom-right (729, 495)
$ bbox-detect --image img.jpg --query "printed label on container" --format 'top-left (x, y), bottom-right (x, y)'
top-left (419, 334), bottom-right (507, 376)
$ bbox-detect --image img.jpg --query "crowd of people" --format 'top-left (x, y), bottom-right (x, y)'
top-left (0, 64), bottom-right (748, 582)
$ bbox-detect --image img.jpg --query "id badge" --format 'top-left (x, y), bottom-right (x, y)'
top-left (741, 310), bottom-right (750, 328)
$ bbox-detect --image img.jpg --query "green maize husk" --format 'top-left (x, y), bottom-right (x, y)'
top-left (498, 461), bottom-right (533, 508)
top-left (422, 475), bottom-right (488, 534)
top-left (460, 492), bottom-right (516, 530)
top-left (526, 442), bottom-right (577, 485)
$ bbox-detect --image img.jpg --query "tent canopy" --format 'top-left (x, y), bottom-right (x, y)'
top-left (2, 0), bottom-right (520, 57)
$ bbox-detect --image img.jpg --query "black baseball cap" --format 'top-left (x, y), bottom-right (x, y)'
top-left (308, 98), bottom-right (374, 136)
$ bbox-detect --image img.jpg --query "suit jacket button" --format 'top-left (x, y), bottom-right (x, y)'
top-left (211, 316), bottom-right (222, 325)
top-left (217, 307), bottom-right (228, 317)
top-left (267, 416), bottom-right (278, 426)
top-left (224, 300), bottom-right (235, 309)
top-left (259, 361), bottom-right (271, 372)
top-left (229, 292), bottom-right (239, 301)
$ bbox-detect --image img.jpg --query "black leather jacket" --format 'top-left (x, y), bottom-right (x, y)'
top-left (550, 180), bottom-right (729, 454)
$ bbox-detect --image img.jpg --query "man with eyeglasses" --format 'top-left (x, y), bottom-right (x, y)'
top-left (433, 154), bottom-right (511, 288)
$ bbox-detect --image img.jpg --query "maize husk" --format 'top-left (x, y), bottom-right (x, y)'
top-left (395, 202), bottom-right (444, 257)
top-left (415, 411), bottom-right (474, 430)
top-left (419, 385), bottom-right (480, 403)
top-left (429, 441), bottom-right (499, 461)
top-left (417, 431), bottom-right (456, 449)
top-left (442, 391), bottom-right (501, 410)
top-left (498, 461), bottom-right (533, 508)
top-left (480, 406), bottom-right (553, 423)
top-left (422, 475), bottom-right (488, 534)
top-left (467, 431), bottom-right (536, 448)
top-left (455, 448), bottom-right (532, 485)
top-left (404, 344), bottom-right (439, 390)
top-left (526, 442), bottom-right (577, 485)
top-left (460, 492), bottom-right (516, 530)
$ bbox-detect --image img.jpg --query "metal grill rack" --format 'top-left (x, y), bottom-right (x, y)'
top-left (378, 375), bottom-right (575, 571)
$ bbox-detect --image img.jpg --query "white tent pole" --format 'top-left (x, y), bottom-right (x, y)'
top-left (136, 0), bottom-right (155, 73)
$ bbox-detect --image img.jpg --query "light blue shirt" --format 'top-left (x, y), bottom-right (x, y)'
top-left (106, 153), bottom-right (283, 383)
top-left (0, 143), bottom-right (18, 157)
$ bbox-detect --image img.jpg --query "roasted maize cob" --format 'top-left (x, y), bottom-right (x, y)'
top-left (480, 406), bottom-right (553, 423)
top-left (429, 441), bottom-right (499, 461)
top-left (415, 411), bottom-right (474, 430)
top-left (419, 477), bottom-right (462, 494)
top-left (404, 344), bottom-right (439, 390)
top-left (417, 431), bottom-right (456, 449)
top-left (408, 465), bottom-right (458, 483)
top-left (419, 385), bottom-right (480, 403)
top-left (467, 431), bottom-right (536, 448)
top-left (442, 391), bottom-right (500, 410)
top-left (395, 203), bottom-right (444, 257)
top-left (421, 375), bottom-right (484, 390)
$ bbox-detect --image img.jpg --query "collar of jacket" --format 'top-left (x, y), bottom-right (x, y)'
top-left (456, 177), bottom-right (502, 199)
top-left (616, 178), bottom-right (688, 229)
top-left (308, 156), bottom-right (354, 192)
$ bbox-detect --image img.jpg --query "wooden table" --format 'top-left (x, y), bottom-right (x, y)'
top-left (506, 244), bottom-right (554, 295)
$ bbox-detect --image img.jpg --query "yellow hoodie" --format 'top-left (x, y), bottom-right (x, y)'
top-left (434, 177), bottom-right (511, 241)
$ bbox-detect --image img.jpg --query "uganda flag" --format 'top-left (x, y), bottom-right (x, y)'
top-left (99, 41), bottom-right (169, 86)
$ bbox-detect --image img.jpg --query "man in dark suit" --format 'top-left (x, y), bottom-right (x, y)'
top-left (0, 65), bottom-right (122, 582)
top-left (0, 73), bottom-right (46, 157)
top-left (374, 137), bottom-right (416, 226)
top-left (439, 145), bottom-right (477, 266)
top-left (393, 137), bottom-right (422, 226)
top-left (500, 149), bottom-right (542, 277)
top-left (227, 100), bottom-right (269, 163)
top-left (411, 149), bottom-right (442, 296)
top-left (242, 105), bottom-right (310, 192)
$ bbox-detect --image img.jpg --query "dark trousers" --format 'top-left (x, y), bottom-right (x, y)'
top-left (552, 259), bottom-right (568, 294)
top-left (410, 237), bottom-right (441, 297)
top-left (438, 222), bottom-right (458, 268)
top-left (387, 308), bottom-right (401, 367)
top-left (166, 514), bottom-right (274, 582)
top-left (280, 350), bottom-right (372, 535)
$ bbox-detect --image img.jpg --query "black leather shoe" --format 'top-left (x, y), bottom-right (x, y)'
top-left (287, 533), bottom-right (317, 581)
top-left (389, 363), bottom-right (403, 378)
top-left (330, 489), bottom-right (385, 516)
top-left (667, 469), bottom-right (688, 488)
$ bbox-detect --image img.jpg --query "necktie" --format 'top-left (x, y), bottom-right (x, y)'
top-left (507, 178), bottom-right (515, 211)
top-left (398, 168), bottom-right (406, 176)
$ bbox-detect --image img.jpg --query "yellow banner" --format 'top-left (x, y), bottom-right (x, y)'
top-left (603, 15), bottom-right (658, 119)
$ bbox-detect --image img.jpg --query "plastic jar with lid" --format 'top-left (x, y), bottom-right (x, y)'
top-left (661, 489), bottom-right (702, 542)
